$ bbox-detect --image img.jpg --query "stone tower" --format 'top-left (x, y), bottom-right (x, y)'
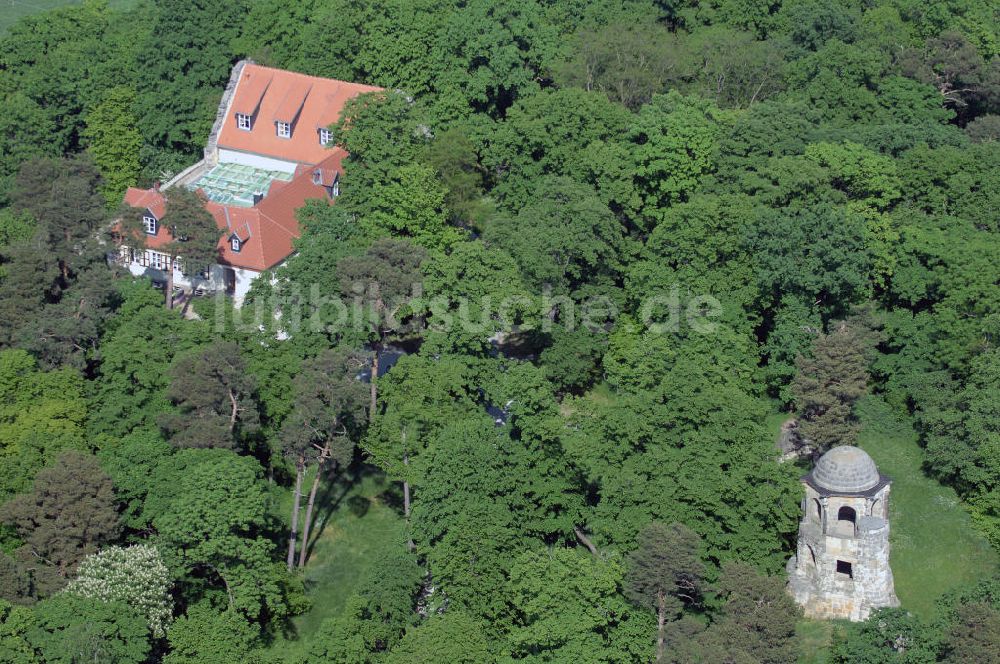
top-left (787, 445), bottom-right (899, 621)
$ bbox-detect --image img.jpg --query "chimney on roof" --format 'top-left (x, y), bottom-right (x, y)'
top-left (153, 181), bottom-right (161, 193)
top-left (252, 191), bottom-right (264, 206)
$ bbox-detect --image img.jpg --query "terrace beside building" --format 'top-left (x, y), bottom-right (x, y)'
top-left (118, 62), bottom-right (380, 303)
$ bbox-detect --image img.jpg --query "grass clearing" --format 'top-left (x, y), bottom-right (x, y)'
top-left (765, 408), bottom-right (790, 441)
top-left (855, 396), bottom-right (998, 618)
top-left (795, 619), bottom-right (839, 664)
top-left (270, 466), bottom-right (407, 659)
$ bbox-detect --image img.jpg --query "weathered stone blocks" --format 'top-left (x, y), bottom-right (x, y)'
top-left (787, 446), bottom-right (900, 621)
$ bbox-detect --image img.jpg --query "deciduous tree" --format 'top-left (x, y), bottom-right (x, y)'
top-left (383, 611), bottom-right (493, 664)
top-left (309, 548), bottom-right (422, 662)
top-left (83, 87), bottom-right (143, 208)
top-left (505, 547), bottom-right (653, 663)
top-left (484, 176), bottom-right (626, 297)
top-left (89, 285), bottom-right (210, 437)
top-left (0, 350), bottom-right (87, 501)
top-left (364, 353), bottom-right (481, 528)
top-left (29, 594), bottom-right (149, 664)
top-left (164, 602), bottom-right (262, 664)
top-left (135, 0), bottom-right (249, 160)
top-left (64, 544), bottom-right (174, 637)
top-left (147, 448), bottom-right (301, 625)
top-left (363, 163), bottom-right (460, 249)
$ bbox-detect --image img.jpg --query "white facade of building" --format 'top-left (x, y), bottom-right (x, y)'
top-left (119, 247), bottom-right (259, 305)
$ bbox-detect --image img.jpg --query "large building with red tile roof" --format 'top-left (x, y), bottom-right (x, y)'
top-left (217, 63), bottom-right (380, 169)
top-left (117, 61), bottom-right (378, 303)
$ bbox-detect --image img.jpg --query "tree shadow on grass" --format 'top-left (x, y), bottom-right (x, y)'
top-left (346, 494), bottom-right (370, 518)
top-left (376, 480), bottom-right (405, 514)
top-left (302, 463), bottom-right (386, 564)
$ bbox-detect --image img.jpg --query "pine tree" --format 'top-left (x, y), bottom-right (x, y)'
top-left (792, 320), bottom-right (870, 453)
top-left (159, 341), bottom-right (259, 450)
top-left (0, 451), bottom-right (120, 597)
top-left (945, 602), bottom-right (1000, 664)
top-left (624, 522), bottom-right (704, 663)
top-left (280, 349), bottom-right (367, 568)
top-left (122, 187), bottom-right (222, 309)
top-left (10, 156), bottom-right (107, 290)
top-left (337, 238), bottom-right (426, 420)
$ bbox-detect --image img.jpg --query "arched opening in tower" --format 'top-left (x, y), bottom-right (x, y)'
top-left (838, 505), bottom-right (857, 534)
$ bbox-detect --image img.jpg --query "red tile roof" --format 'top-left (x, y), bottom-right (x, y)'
top-left (274, 80), bottom-right (312, 124)
top-left (123, 187), bottom-right (166, 219)
top-left (122, 150), bottom-right (347, 272)
top-left (217, 64), bottom-right (381, 166)
top-left (232, 70), bottom-right (272, 116)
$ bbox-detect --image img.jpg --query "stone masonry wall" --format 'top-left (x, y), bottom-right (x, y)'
top-left (788, 483), bottom-right (899, 621)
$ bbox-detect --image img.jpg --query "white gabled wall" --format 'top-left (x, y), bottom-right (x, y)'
top-left (226, 265), bottom-right (260, 306)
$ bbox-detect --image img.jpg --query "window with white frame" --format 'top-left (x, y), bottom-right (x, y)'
top-left (276, 121), bottom-right (291, 138)
top-left (331, 177), bottom-right (340, 197)
top-left (143, 215), bottom-right (158, 235)
top-left (319, 128), bottom-right (332, 145)
top-left (147, 251), bottom-right (169, 270)
top-left (237, 113), bottom-right (252, 131)
top-left (231, 237), bottom-right (241, 252)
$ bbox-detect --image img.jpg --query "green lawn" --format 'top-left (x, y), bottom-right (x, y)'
top-left (765, 408), bottom-right (791, 441)
top-left (270, 466), bottom-right (407, 659)
top-left (0, 0), bottom-right (136, 34)
top-left (796, 619), bottom-right (838, 664)
top-left (855, 396), bottom-right (998, 618)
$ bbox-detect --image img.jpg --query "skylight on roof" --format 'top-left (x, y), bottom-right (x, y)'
top-left (189, 163), bottom-right (293, 207)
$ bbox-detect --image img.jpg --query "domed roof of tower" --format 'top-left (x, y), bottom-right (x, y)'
top-left (811, 446), bottom-right (881, 493)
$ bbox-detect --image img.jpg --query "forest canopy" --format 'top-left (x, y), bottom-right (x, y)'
top-left (0, 0), bottom-right (998, 661)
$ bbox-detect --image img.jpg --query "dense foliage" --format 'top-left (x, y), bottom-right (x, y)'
top-left (0, 0), bottom-right (998, 660)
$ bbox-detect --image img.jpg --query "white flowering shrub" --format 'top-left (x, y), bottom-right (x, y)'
top-left (65, 543), bottom-right (174, 637)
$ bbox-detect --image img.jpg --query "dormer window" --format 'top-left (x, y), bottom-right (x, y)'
top-left (324, 176), bottom-right (339, 200)
top-left (236, 113), bottom-right (252, 131)
top-left (143, 215), bottom-right (158, 235)
top-left (319, 128), bottom-right (332, 146)
top-left (231, 236), bottom-right (242, 252)
top-left (276, 121), bottom-right (291, 138)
